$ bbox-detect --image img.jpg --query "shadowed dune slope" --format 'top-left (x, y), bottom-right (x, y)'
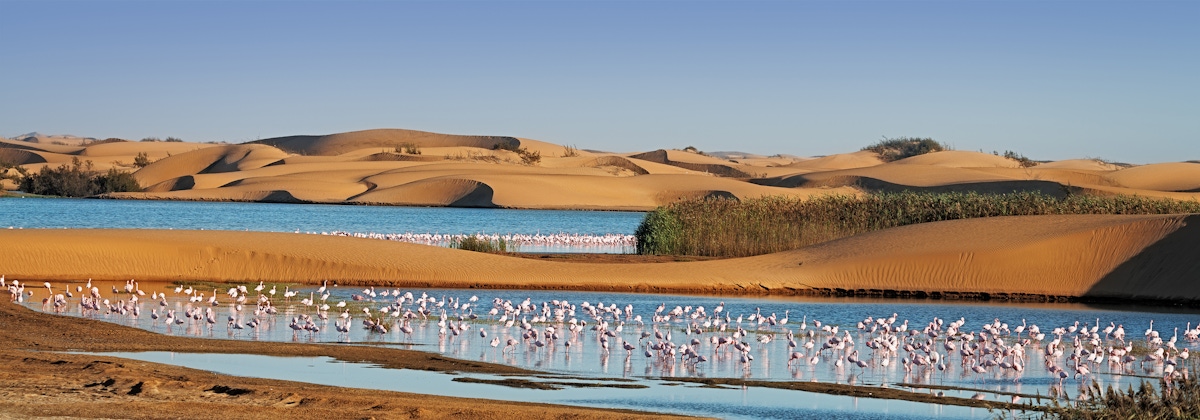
top-left (251, 128), bottom-right (520, 156)
top-left (784, 214), bottom-right (1200, 300)
top-left (351, 178), bottom-right (496, 207)
top-left (134, 144), bottom-right (290, 188)
top-left (0, 148), bottom-right (48, 165)
top-left (628, 149), bottom-right (754, 178)
top-left (2, 214), bottom-right (1196, 301)
top-left (1, 138), bottom-right (87, 156)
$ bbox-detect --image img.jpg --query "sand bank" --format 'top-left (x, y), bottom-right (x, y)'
top-left (2, 213), bottom-right (1197, 303)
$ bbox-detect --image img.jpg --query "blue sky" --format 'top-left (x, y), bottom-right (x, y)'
top-left (1, 1), bottom-right (1196, 163)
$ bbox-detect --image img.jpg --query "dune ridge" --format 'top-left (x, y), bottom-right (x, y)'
top-left (2, 213), bottom-right (1197, 302)
top-left (4, 128), bottom-right (1198, 209)
top-left (250, 128), bottom-right (521, 156)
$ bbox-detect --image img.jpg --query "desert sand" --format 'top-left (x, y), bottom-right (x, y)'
top-left (7, 128), bottom-right (1198, 209)
top-left (2, 212), bottom-right (1197, 302)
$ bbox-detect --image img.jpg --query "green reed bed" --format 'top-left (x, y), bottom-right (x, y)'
top-left (635, 192), bottom-right (1200, 257)
top-left (1037, 375), bottom-right (1200, 419)
top-left (449, 234), bottom-right (511, 253)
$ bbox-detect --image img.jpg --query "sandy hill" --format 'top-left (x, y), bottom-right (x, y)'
top-left (8, 132), bottom-right (97, 146)
top-left (891, 150), bottom-right (1023, 168)
top-left (0, 138), bottom-right (217, 174)
top-left (627, 149), bottom-right (754, 178)
top-left (4, 128), bottom-right (1198, 208)
top-left (2, 213), bottom-right (1196, 302)
top-left (749, 150), bottom-right (1200, 201)
top-left (250, 128), bottom-right (522, 156)
top-left (1106, 162), bottom-right (1200, 192)
top-left (99, 129), bottom-right (857, 210)
top-left (780, 151), bottom-right (885, 173)
top-left (1036, 159), bottom-right (1123, 171)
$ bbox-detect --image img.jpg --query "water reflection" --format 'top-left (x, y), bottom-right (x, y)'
top-left (89, 351), bottom-right (987, 419)
top-left (20, 280), bottom-right (1200, 408)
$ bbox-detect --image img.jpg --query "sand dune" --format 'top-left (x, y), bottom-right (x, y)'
top-left (2, 213), bottom-right (1196, 301)
top-left (782, 151), bottom-right (884, 172)
top-left (0, 137), bottom-right (83, 154)
top-left (891, 150), bottom-right (1023, 168)
top-left (4, 127), bottom-right (1199, 209)
top-left (0, 148), bottom-right (48, 165)
top-left (1035, 159), bottom-right (1122, 171)
top-left (251, 128), bottom-right (521, 156)
top-left (134, 144), bottom-right (290, 188)
top-left (107, 133), bottom-right (836, 209)
top-left (78, 140), bottom-right (215, 160)
top-left (1106, 162), bottom-right (1200, 192)
top-left (627, 149), bottom-right (754, 178)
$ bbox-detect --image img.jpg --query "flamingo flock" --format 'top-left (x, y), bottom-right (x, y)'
top-left (318, 231), bottom-right (636, 249)
top-left (9, 278), bottom-right (1199, 404)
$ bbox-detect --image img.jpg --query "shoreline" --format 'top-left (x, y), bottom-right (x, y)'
top-left (2, 214), bottom-right (1199, 305)
top-left (5, 193), bottom-right (657, 213)
top-left (0, 302), bottom-right (687, 420)
top-left (0, 292), bottom-right (1035, 417)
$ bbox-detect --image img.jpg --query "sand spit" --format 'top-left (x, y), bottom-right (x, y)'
top-left (0, 303), bottom-right (686, 420)
top-left (2, 213), bottom-right (1197, 303)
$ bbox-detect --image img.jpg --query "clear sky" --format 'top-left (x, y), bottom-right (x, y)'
top-left (1, 1), bottom-right (1196, 163)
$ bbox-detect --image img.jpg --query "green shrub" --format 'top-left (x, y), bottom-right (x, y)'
top-left (449, 235), bottom-right (509, 253)
top-left (1001, 150), bottom-right (1038, 168)
top-left (395, 142), bottom-right (422, 155)
top-left (518, 148), bottom-right (541, 165)
top-left (636, 192), bottom-right (1200, 257)
top-left (862, 137), bottom-right (947, 162)
top-left (18, 157), bottom-right (142, 197)
top-left (133, 152), bottom-right (152, 168)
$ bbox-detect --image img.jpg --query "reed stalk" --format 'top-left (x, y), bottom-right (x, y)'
top-left (636, 192), bottom-right (1200, 257)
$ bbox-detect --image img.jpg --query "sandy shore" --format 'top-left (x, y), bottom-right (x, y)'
top-left (0, 300), bottom-right (688, 420)
top-left (2, 212), bottom-right (1198, 303)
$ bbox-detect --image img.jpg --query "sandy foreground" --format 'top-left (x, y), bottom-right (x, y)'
top-left (0, 299), bottom-right (687, 420)
top-left (2, 212), bottom-right (1198, 302)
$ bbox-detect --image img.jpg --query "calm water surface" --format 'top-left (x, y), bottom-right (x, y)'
top-left (90, 352), bottom-right (986, 419)
top-left (0, 198), bottom-right (644, 252)
top-left (23, 281), bottom-right (1200, 418)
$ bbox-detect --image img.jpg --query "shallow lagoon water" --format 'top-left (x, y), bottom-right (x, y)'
top-left (0, 198), bottom-right (643, 252)
top-left (92, 351), bottom-right (989, 419)
top-left (25, 281), bottom-right (1200, 414)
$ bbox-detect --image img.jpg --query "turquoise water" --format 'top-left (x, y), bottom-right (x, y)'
top-left (0, 197), bottom-right (644, 252)
top-left (0, 197), bottom-right (643, 233)
top-left (28, 282), bottom-right (1200, 409)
